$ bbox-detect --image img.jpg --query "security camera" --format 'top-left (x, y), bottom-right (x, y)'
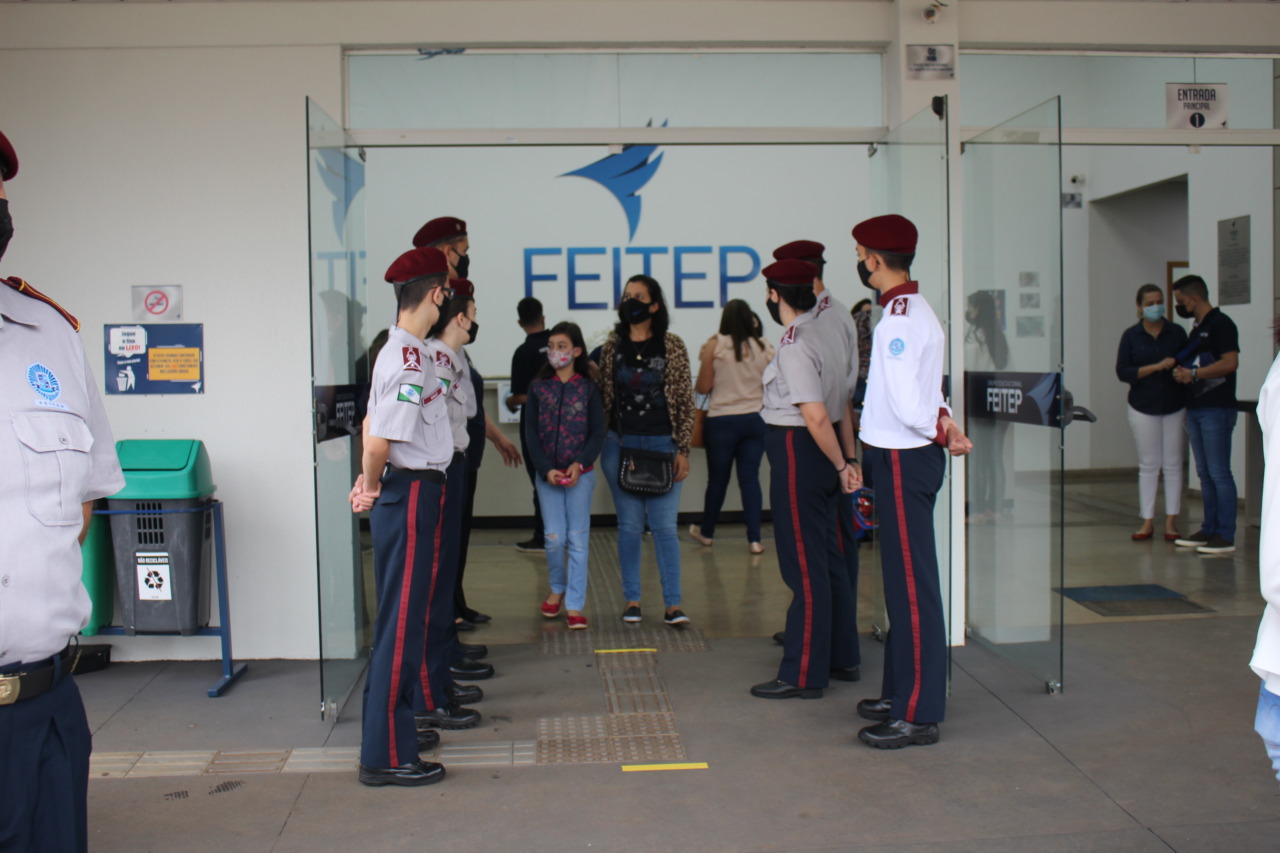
top-left (923, 6), bottom-right (939, 22)
top-left (1069, 175), bottom-right (1086, 186)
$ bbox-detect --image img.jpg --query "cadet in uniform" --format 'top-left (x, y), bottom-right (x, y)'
top-left (850, 214), bottom-right (971, 749)
top-left (350, 246), bottom-right (455, 786)
top-left (750, 259), bottom-right (860, 700)
top-left (770, 240), bottom-right (862, 681)
top-left (0, 129), bottom-right (126, 850)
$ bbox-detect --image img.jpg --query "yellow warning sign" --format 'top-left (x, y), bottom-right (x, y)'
top-left (148, 347), bottom-right (201, 381)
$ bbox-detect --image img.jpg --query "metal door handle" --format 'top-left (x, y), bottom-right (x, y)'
top-left (1060, 389), bottom-right (1097, 427)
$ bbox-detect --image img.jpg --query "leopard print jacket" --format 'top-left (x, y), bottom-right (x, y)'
top-left (597, 332), bottom-right (696, 457)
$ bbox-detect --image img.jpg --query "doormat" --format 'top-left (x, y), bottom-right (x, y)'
top-left (1055, 584), bottom-right (1215, 617)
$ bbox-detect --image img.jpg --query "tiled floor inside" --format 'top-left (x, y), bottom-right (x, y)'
top-left (79, 478), bottom-right (1278, 852)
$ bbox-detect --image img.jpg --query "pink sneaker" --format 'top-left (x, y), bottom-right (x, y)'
top-left (566, 614), bottom-right (589, 630)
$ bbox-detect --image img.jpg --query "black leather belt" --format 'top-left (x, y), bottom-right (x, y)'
top-left (0, 646), bottom-right (74, 706)
top-left (385, 464), bottom-right (446, 484)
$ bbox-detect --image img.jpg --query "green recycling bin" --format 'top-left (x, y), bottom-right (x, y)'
top-left (79, 508), bottom-right (115, 636)
top-left (107, 440), bottom-right (216, 636)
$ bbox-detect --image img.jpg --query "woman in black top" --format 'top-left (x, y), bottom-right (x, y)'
top-left (1115, 283), bottom-right (1189, 541)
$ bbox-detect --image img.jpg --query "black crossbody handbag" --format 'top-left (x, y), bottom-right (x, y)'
top-left (613, 343), bottom-right (675, 496)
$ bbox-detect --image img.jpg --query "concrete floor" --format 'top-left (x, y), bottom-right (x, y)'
top-left (79, 479), bottom-right (1279, 852)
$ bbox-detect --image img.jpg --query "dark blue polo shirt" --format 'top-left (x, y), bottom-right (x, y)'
top-left (1115, 319), bottom-right (1189, 415)
top-left (1182, 307), bottom-right (1240, 410)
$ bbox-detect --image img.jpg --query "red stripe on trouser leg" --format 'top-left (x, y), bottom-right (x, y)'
top-left (387, 480), bottom-right (421, 767)
top-left (787, 432), bottom-right (814, 686)
top-left (890, 449), bottom-right (924, 722)
top-left (419, 481), bottom-right (449, 711)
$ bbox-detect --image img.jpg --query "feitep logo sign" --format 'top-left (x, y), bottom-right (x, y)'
top-left (522, 126), bottom-right (761, 310)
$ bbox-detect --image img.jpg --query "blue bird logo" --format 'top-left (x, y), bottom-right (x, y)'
top-left (561, 121), bottom-right (666, 241)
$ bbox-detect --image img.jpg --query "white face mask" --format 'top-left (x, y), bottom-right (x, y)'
top-left (547, 349), bottom-right (574, 369)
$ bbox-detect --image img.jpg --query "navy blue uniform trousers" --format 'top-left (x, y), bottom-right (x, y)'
top-left (0, 658), bottom-right (89, 853)
top-left (865, 442), bottom-right (947, 724)
top-left (361, 468), bottom-right (445, 769)
top-left (767, 427), bottom-right (859, 689)
top-left (413, 453), bottom-right (466, 713)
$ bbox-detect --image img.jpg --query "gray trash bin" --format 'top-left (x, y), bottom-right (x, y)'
top-left (108, 440), bottom-right (216, 636)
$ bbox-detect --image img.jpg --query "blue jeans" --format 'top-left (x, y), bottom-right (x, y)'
top-left (699, 412), bottom-right (766, 542)
top-left (601, 432), bottom-right (684, 607)
top-left (1185, 407), bottom-right (1238, 541)
top-left (535, 468), bottom-right (596, 613)
top-left (1256, 683), bottom-right (1280, 781)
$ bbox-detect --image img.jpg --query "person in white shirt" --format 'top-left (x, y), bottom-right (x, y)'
top-left (1250, 319), bottom-right (1280, 780)
top-left (850, 214), bottom-right (971, 750)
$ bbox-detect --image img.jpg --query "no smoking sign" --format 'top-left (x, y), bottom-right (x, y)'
top-left (131, 284), bottom-right (183, 322)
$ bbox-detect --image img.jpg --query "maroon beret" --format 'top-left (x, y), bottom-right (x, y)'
top-left (762, 259), bottom-right (819, 288)
top-left (0, 130), bottom-right (17, 182)
top-left (852, 214), bottom-right (917, 255)
top-left (412, 216), bottom-right (467, 248)
top-left (449, 278), bottom-right (474, 298)
top-left (385, 247), bottom-right (449, 285)
top-left (772, 240), bottom-right (825, 264)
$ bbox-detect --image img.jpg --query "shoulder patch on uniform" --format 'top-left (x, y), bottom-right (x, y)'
top-left (780, 326), bottom-right (796, 347)
top-left (815, 293), bottom-right (831, 315)
top-left (397, 383), bottom-right (424, 404)
top-left (434, 351), bottom-right (452, 369)
top-left (888, 337), bottom-right (907, 357)
top-left (889, 296), bottom-right (910, 317)
top-left (3, 277), bottom-right (80, 331)
top-left (402, 347), bottom-right (422, 372)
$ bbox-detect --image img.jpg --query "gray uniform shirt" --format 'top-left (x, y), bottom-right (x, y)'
top-left (366, 325), bottom-right (453, 471)
top-left (425, 337), bottom-right (471, 453)
top-left (1, 284), bottom-right (125, 666)
top-left (810, 290), bottom-right (858, 408)
top-left (761, 309), bottom-right (841, 427)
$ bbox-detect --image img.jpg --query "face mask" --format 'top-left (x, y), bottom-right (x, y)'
top-left (454, 253), bottom-right (470, 279)
top-left (857, 260), bottom-right (875, 290)
top-left (0, 199), bottom-right (12, 262)
top-left (765, 297), bottom-right (783, 326)
top-left (619, 297), bottom-right (650, 325)
top-left (547, 349), bottom-right (574, 370)
top-left (1142, 304), bottom-right (1165, 323)
top-left (465, 319), bottom-right (479, 345)
top-left (1175, 303), bottom-right (1194, 319)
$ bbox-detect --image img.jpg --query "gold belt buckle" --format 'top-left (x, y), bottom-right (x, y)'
top-left (0, 675), bottom-right (20, 706)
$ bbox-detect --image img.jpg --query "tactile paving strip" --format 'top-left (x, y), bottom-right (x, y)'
top-left (205, 750), bottom-right (289, 774)
top-left (534, 714), bottom-right (684, 765)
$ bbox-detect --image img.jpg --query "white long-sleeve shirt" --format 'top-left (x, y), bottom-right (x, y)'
top-left (859, 282), bottom-right (949, 449)
top-left (1250, 350), bottom-right (1280, 692)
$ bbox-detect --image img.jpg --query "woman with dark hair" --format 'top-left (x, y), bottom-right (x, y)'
top-left (1115, 282), bottom-right (1189, 540)
top-left (598, 275), bottom-right (696, 625)
top-left (690, 299), bottom-right (774, 553)
top-left (964, 290), bottom-right (1012, 522)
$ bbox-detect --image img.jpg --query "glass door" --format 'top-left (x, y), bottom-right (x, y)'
top-left (866, 98), bottom-right (953, 657)
top-left (961, 97), bottom-right (1067, 692)
top-left (307, 98), bottom-right (372, 719)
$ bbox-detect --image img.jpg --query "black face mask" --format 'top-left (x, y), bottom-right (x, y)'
top-left (619, 297), bottom-right (651, 325)
top-left (454, 253), bottom-right (470, 279)
top-left (857, 260), bottom-right (875, 290)
top-left (765, 297), bottom-right (783, 326)
top-left (0, 199), bottom-right (13, 262)
top-left (466, 320), bottom-right (479, 345)
top-left (1175, 303), bottom-right (1195, 319)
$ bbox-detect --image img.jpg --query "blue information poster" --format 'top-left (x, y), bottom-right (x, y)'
top-left (104, 323), bottom-right (204, 395)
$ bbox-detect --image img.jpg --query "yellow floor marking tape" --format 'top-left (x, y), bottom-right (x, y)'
top-left (594, 648), bottom-right (658, 654)
top-left (621, 763), bottom-right (710, 772)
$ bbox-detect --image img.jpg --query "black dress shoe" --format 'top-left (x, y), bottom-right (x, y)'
top-left (455, 619), bottom-right (476, 632)
top-left (358, 760), bottom-right (446, 787)
top-left (468, 612), bottom-right (492, 624)
top-left (856, 697), bottom-right (893, 721)
top-left (415, 704), bottom-right (481, 730)
top-left (447, 683), bottom-right (483, 704)
top-left (458, 642), bottom-right (488, 660)
top-left (829, 666), bottom-right (861, 683)
top-left (417, 728), bottom-right (441, 752)
top-left (750, 679), bottom-right (823, 700)
top-left (772, 631), bottom-right (785, 645)
top-left (858, 719), bottom-right (939, 749)
top-left (449, 657), bottom-right (494, 680)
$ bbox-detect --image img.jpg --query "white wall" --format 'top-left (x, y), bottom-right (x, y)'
top-left (0, 45), bottom-right (343, 660)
